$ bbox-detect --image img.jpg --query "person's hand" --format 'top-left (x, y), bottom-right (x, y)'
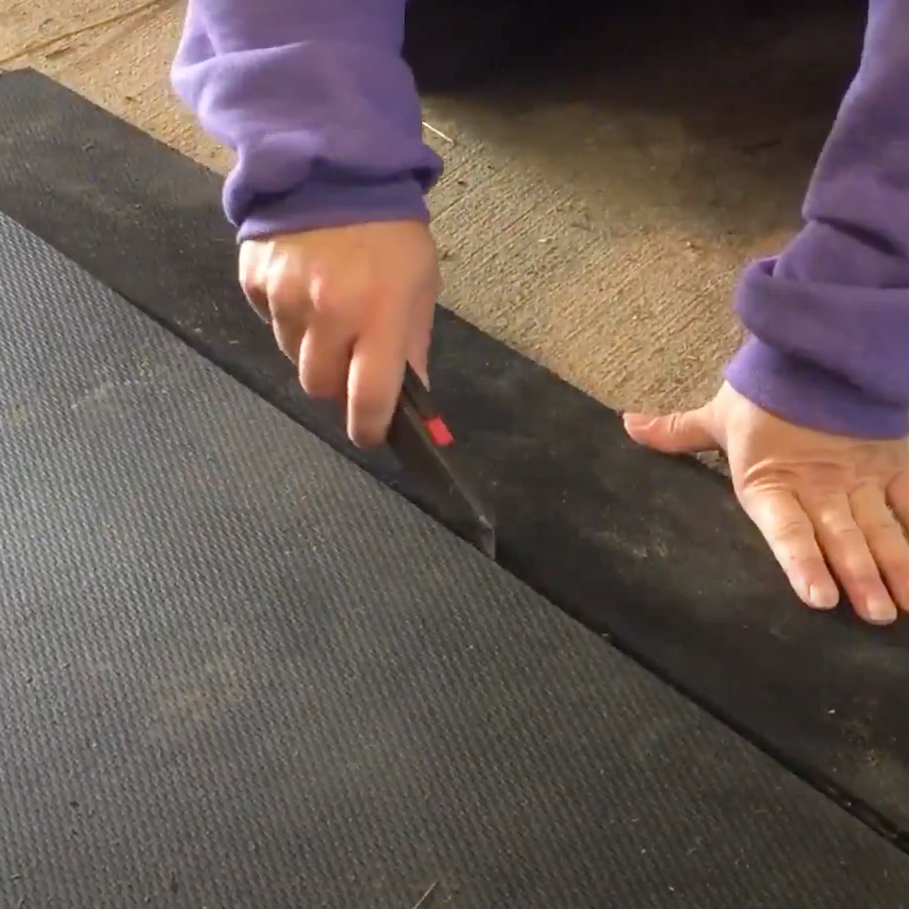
top-left (239, 220), bottom-right (441, 448)
top-left (623, 383), bottom-right (909, 625)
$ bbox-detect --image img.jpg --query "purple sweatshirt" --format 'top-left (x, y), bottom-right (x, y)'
top-left (171, 0), bottom-right (909, 441)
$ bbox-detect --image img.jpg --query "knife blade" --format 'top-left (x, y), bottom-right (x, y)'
top-left (387, 363), bottom-right (496, 559)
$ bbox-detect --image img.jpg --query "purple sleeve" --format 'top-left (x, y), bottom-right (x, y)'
top-left (169, 0), bottom-right (443, 242)
top-left (725, 0), bottom-right (909, 440)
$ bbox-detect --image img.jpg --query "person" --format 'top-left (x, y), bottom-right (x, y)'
top-left (170, 0), bottom-right (909, 625)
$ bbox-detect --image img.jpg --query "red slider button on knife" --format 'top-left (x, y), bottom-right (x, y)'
top-left (424, 415), bottom-right (454, 447)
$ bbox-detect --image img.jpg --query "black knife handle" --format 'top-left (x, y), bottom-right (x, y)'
top-left (386, 363), bottom-right (497, 559)
top-left (397, 364), bottom-right (454, 449)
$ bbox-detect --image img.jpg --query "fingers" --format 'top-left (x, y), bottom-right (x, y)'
top-left (738, 487), bottom-right (838, 611)
top-left (268, 305), bottom-right (307, 363)
top-left (345, 285), bottom-right (436, 448)
top-left (851, 483), bottom-right (909, 617)
top-left (805, 490), bottom-right (896, 624)
top-left (298, 318), bottom-right (353, 402)
top-left (887, 470), bottom-right (909, 529)
top-left (239, 251), bottom-right (423, 446)
top-left (346, 311), bottom-right (408, 449)
top-left (748, 483), bottom-right (906, 625)
top-left (238, 242), bottom-right (271, 322)
top-left (740, 478), bottom-right (909, 625)
top-left (405, 291), bottom-right (435, 388)
top-left (258, 260), bottom-right (311, 363)
top-left (623, 408), bottom-right (717, 454)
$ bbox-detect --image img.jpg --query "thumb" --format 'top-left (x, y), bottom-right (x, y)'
top-left (622, 407), bottom-right (717, 454)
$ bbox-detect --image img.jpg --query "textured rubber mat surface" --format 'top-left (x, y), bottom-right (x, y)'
top-left (2, 218), bottom-right (909, 906)
top-left (5, 69), bottom-right (909, 847)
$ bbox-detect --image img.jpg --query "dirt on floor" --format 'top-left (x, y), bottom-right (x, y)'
top-left (0, 0), bottom-right (864, 415)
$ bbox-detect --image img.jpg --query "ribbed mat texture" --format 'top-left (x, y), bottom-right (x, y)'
top-left (1, 211), bottom-right (907, 907)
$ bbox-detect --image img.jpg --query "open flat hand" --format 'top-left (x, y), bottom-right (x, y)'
top-left (624, 383), bottom-right (909, 625)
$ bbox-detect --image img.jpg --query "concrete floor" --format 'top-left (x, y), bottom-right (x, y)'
top-left (0, 0), bottom-right (863, 415)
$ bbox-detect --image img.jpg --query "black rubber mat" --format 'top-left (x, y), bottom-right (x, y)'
top-left (3, 68), bottom-right (909, 852)
top-left (2, 208), bottom-right (909, 907)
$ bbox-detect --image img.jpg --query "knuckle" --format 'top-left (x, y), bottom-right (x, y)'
top-left (861, 504), bottom-right (902, 536)
top-left (768, 517), bottom-right (812, 549)
top-left (239, 275), bottom-right (259, 306)
top-left (237, 242), bottom-right (253, 273)
top-left (779, 551), bottom-right (826, 582)
top-left (837, 558), bottom-right (880, 590)
top-left (310, 276), bottom-right (359, 318)
top-left (238, 243), bottom-right (264, 287)
top-left (833, 528), bottom-right (868, 553)
top-left (238, 261), bottom-right (259, 296)
top-left (266, 270), bottom-right (304, 317)
top-left (866, 523), bottom-right (905, 555)
top-left (308, 273), bottom-right (337, 307)
top-left (816, 509), bottom-right (857, 537)
top-left (889, 569), bottom-right (909, 595)
top-left (866, 528), bottom-right (909, 581)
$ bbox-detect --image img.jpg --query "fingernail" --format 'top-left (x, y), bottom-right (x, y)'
top-left (808, 583), bottom-right (838, 610)
top-left (866, 595), bottom-right (897, 624)
top-left (623, 413), bottom-right (654, 429)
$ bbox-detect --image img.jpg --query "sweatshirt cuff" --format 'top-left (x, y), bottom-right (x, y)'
top-left (234, 171), bottom-right (430, 242)
top-left (725, 336), bottom-right (909, 441)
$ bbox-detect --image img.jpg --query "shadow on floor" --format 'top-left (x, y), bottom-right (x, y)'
top-left (422, 0), bottom-right (865, 243)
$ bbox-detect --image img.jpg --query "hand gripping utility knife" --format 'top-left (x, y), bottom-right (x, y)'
top-left (387, 364), bottom-right (496, 560)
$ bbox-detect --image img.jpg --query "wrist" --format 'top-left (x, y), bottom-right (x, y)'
top-left (233, 170), bottom-right (430, 243)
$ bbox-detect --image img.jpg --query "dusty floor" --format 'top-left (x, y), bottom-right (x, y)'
top-left (0, 0), bottom-right (863, 414)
